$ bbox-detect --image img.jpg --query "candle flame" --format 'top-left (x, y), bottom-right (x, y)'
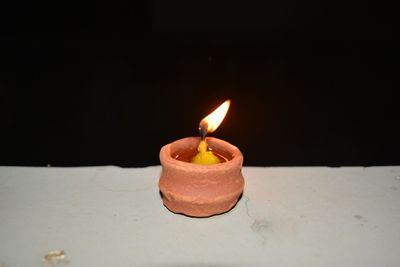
top-left (200, 99), bottom-right (231, 135)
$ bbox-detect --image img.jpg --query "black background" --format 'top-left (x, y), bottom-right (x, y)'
top-left (0, 0), bottom-right (397, 167)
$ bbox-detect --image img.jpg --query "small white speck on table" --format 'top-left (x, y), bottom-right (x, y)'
top-left (1, 166), bottom-right (400, 267)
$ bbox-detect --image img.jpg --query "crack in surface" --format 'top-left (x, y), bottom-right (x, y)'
top-left (243, 195), bottom-right (268, 245)
top-left (244, 195), bottom-right (254, 220)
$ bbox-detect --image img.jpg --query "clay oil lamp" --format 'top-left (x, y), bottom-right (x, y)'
top-left (159, 100), bottom-right (245, 217)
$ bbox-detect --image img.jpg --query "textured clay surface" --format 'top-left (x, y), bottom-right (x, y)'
top-left (159, 137), bottom-right (245, 217)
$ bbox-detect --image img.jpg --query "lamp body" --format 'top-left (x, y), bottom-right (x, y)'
top-left (159, 137), bottom-right (244, 217)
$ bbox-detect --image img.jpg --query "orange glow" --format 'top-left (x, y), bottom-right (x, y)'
top-left (200, 99), bottom-right (231, 134)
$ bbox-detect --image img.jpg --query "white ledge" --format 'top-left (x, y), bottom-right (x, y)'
top-left (1, 166), bottom-right (400, 267)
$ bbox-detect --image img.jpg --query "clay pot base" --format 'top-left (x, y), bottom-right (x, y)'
top-left (160, 191), bottom-right (243, 218)
top-left (159, 137), bottom-right (245, 218)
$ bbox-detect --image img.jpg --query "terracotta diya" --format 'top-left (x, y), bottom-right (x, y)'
top-left (159, 100), bottom-right (245, 217)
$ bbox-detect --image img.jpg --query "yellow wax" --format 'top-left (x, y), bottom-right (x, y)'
top-left (191, 140), bottom-right (220, 165)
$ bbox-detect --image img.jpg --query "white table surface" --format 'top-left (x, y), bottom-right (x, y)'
top-left (1, 166), bottom-right (400, 267)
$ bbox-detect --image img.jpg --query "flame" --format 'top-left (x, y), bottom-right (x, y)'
top-left (200, 99), bottom-right (231, 134)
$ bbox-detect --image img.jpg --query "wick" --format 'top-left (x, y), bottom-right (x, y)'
top-left (199, 121), bottom-right (208, 140)
top-left (199, 128), bottom-right (207, 140)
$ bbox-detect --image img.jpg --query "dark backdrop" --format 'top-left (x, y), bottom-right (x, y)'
top-left (0, 0), bottom-right (397, 167)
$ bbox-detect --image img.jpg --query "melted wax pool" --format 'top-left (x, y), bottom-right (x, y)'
top-left (173, 148), bottom-right (230, 163)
